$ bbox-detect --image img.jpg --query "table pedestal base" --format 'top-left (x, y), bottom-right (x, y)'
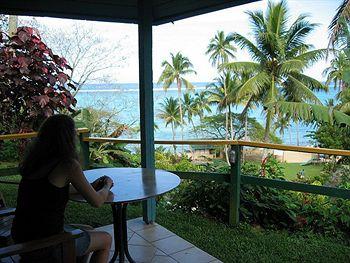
top-left (109, 203), bottom-right (135, 263)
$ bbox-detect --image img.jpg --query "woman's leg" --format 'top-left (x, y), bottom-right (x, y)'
top-left (85, 230), bottom-right (112, 263)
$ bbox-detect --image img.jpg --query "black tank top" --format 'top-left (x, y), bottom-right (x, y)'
top-left (11, 164), bottom-right (69, 243)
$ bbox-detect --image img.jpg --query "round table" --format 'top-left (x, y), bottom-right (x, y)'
top-left (70, 168), bottom-right (181, 263)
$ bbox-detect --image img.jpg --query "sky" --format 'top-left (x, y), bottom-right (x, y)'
top-left (23, 0), bottom-right (341, 83)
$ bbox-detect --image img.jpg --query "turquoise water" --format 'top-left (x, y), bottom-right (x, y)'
top-left (75, 83), bottom-right (337, 146)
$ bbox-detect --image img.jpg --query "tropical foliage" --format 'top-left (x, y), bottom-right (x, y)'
top-left (0, 27), bottom-right (76, 133)
top-left (167, 156), bottom-right (350, 241)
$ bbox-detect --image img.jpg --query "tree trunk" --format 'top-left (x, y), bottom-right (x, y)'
top-left (190, 119), bottom-right (197, 137)
top-left (264, 109), bottom-right (272, 142)
top-left (224, 105), bottom-right (230, 165)
top-left (289, 125), bottom-right (292, 145)
top-left (296, 120), bottom-right (300, 146)
top-left (244, 113), bottom-right (248, 141)
top-left (177, 78), bottom-right (184, 153)
top-left (228, 104), bottom-right (234, 140)
top-left (171, 122), bottom-right (176, 153)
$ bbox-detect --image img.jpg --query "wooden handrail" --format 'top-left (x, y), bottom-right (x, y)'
top-left (1, 128), bottom-right (349, 156)
top-left (0, 128), bottom-right (89, 141)
top-left (83, 136), bottom-right (350, 156)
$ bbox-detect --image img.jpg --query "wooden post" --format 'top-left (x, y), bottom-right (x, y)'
top-left (79, 131), bottom-right (90, 170)
top-left (229, 145), bottom-right (242, 226)
top-left (138, 0), bottom-right (156, 224)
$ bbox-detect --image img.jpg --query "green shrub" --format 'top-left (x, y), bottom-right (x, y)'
top-left (167, 155), bottom-right (350, 241)
top-left (0, 141), bottom-right (19, 161)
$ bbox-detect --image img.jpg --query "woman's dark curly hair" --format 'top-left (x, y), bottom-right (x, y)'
top-left (20, 114), bottom-right (78, 179)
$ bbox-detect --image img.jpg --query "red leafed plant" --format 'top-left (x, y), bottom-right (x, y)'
top-left (0, 27), bottom-right (77, 133)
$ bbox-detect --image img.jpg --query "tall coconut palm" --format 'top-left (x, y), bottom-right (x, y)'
top-left (224, 0), bottom-right (328, 142)
top-left (157, 97), bottom-right (181, 152)
top-left (207, 72), bottom-right (243, 163)
top-left (206, 31), bottom-right (236, 68)
top-left (206, 31), bottom-right (237, 143)
top-left (207, 73), bottom-right (234, 139)
top-left (158, 52), bottom-right (196, 146)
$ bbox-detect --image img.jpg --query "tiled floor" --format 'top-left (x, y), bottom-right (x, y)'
top-left (97, 217), bottom-right (222, 263)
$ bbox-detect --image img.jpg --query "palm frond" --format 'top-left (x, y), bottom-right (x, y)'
top-left (268, 101), bottom-right (350, 126)
top-left (279, 59), bottom-right (306, 75)
top-left (286, 14), bottom-right (318, 50)
top-left (222, 61), bottom-right (260, 74)
top-left (235, 71), bottom-right (270, 99)
top-left (231, 33), bottom-right (264, 61)
top-left (286, 75), bottom-right (322, 104)
top-left (329, 0), bottom-right (350, 47)
top-left (293, 49), bottom-right (327, 67)
top-left (291, 72), bottom-right (328, 92)
top-left (181, 78), bottom-right (195, 90)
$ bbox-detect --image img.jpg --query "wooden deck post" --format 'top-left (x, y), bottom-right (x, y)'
top-left (229, 145), bottom-right (242, 226)
top-left (79, 131), bottom-right (90, 170)
top-left (138, 0), bottom-right (156, 224)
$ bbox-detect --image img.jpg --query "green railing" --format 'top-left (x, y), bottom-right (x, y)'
top-left (1, 128), bottom-right (350, 226)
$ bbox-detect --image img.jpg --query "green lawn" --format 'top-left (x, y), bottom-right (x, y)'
top-left (1, 183), bottom-right (349, 263)
top-left (280, 163), bottom-right (323, 181)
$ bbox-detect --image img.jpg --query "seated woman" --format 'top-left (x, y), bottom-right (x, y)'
top-left (11, 114), bottom-right (113, 263)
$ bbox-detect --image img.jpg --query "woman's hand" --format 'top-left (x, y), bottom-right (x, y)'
top-left (103, 176), bottom-right (114, 190)
top-left (91, 176), bottom-right (106, 191)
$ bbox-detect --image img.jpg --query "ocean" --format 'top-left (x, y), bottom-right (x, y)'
top-left (75, 82), bottom-right (337, 146)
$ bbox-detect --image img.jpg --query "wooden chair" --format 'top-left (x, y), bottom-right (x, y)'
top-left (0, 192), bottom-right (15, 248)
top-left (0, 229), bottom-right (83, 262)
top-left (0, 191), bottom-right (85, 262)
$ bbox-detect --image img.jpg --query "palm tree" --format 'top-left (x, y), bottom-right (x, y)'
top-left (224, 0), bottom-right (328, 142)
top-left (182, 93), bottom-right (198, 132)
top-left (207, 73), bottom-right (232, 139)
top-left (206, 31), bottom-right (236, 68)
top-left (157, 97), bottom-right (181, 152)
top-left (207, 72), bottom-right (243, 163)
top-left (158, 52), bottom-right (196, 145)
top-left (323, 51), bottom-right (350, 90)
top-left (193, 91), bottom-right (212, 120)
top-left (274, 114), bottom-right (292, 144)
top-left (206, 31), bottom-right (237, 140)
top-left (329, 0), bottom-right (350, 48)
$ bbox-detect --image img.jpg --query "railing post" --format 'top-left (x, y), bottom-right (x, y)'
top-left (229, 145), bottom-right (242, 226)
top-left (79, 131), bottom-right (90, 170)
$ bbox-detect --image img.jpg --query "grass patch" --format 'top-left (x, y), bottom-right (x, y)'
top-left (0, 182), bottom-right (349, 262)
top-left (280, 163), bottom-right (323, 181)
top-left (157, 208), bottom-right (350, 263)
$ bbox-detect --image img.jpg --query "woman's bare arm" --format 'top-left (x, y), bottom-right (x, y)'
top-left (63, 160), bottom-right (112, 208)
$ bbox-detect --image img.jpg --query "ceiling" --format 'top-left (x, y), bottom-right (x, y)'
top-left (0, 0), bottom-right (260, 25)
